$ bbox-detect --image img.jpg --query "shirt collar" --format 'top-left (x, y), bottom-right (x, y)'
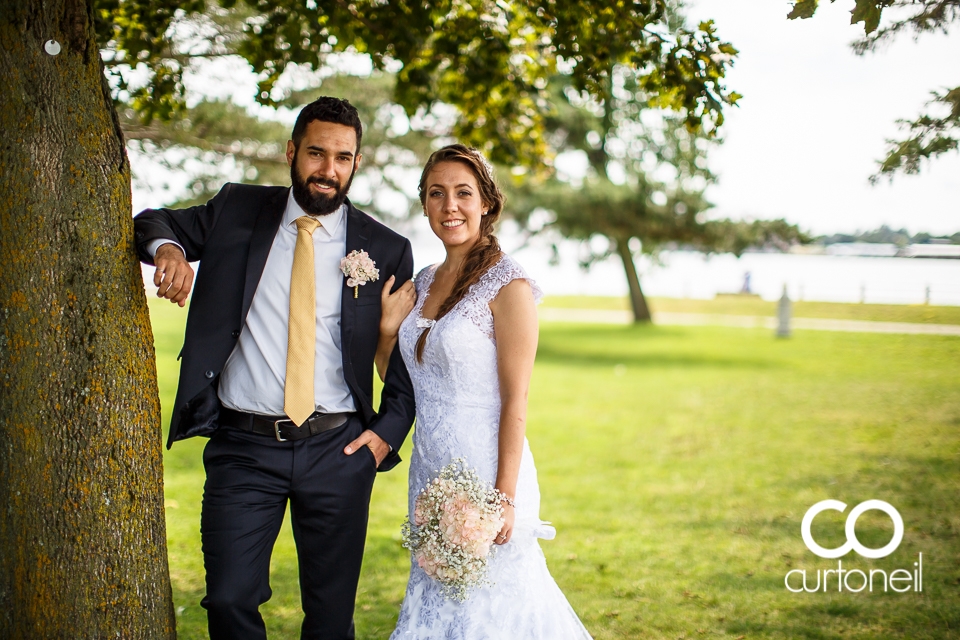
top-left (283, 188), bottom-right (346, 238)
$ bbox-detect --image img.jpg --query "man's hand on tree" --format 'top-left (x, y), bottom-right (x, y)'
top-left (154, 243), bottom-right (194, 307)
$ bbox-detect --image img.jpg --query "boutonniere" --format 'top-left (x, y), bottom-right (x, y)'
top-left (340, 249), bottom-right (380, 298)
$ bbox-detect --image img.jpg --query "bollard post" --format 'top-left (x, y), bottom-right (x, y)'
top-left (777, 284), bottom-right (791, 338)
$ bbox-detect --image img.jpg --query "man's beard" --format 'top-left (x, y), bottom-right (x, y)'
top-left (290, 157), bottom-right (355, 216)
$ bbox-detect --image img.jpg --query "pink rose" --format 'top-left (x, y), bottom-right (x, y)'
top-left (413, 500), bottom-right (428, 526)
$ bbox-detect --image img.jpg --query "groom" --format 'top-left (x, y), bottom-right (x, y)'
top-left (134, 97), bottom-right (416, 639)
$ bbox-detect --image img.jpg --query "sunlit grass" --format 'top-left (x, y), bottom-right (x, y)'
top-left (150, 297), bottom-right (960, 639)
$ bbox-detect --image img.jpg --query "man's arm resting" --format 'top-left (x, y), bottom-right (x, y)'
top-left (342, 344), bottom-right (415, 471)
top-left (343, 238), bottom-right (416, 471)
top-left (145, 239), bottom-right (186, 261)
top-left (133, 183), bottom-right (235, 263)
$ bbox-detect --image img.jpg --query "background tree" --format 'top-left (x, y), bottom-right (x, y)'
top-left (99, 0), bottom-right (739, 168)
top-left (508, 72), bottom-right (804, 322)
top-left (123, 73), bottom-right (434, 213)
top-left (788, 0), bottom-right (959, 181)
top-left (2, 0), bottom-right (740, 633)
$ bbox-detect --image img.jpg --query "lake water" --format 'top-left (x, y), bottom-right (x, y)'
top-left (405, 223), bottom-right (960, 306)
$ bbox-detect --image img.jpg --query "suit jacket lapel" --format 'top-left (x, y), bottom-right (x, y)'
top-left (241, 187), bottom-right (287, 322)
top-left (341, 200), bottom-right (370, 402)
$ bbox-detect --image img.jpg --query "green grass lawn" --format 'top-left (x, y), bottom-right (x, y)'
top-left (150, 297), bottom-right (960, 639)
top-left (543, 295), bottom-right (960, 325)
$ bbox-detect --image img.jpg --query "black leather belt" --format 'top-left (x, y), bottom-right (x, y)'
top-left (220, 407), bottom-right (352, 442)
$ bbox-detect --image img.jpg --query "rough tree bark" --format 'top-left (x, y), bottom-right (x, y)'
top-left (614, 238), bottom-right (652, 323)
top-left (0, 0), bottom-right (176, 637)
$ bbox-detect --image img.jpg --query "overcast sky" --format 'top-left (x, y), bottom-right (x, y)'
top-left (686, 0), bottom-right (959, 236)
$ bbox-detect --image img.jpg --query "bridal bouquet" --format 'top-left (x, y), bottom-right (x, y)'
top-left (401, 459), bottom-right (505, 601)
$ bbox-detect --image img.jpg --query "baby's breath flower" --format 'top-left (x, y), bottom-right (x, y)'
top-left (401, 458), bottom-right (506, 601)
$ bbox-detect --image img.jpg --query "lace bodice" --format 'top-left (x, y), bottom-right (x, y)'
top-left (397, 254), bottom-right (543, 500)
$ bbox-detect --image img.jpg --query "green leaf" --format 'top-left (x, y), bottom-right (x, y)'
top-left (786, 0), bottom-right (820, 20)
top-left (850, 1), bottom-right (884, 34)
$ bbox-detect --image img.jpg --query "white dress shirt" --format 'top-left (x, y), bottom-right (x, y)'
top-left (151, 190), bottom-right (356, 416)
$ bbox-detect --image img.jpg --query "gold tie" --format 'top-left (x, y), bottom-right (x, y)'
top-left (284, 215), bottom-right (322, 426)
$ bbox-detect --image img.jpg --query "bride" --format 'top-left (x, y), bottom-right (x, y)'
top-left (379, 144), bottom-right (592, 639)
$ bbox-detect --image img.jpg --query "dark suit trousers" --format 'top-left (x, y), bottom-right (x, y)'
top-left (200, 416), bottom-right (377, 640)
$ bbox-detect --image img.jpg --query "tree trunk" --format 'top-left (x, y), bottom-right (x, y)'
top-left (615, 238), bottom-right (652, 323)
top-left (0, 1), bottom-right (176, 637)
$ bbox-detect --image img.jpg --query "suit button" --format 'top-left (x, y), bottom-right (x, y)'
top-left (205, 370), bottom-right (215, 379)
top-left (231, 330), bottom-right (240, 338)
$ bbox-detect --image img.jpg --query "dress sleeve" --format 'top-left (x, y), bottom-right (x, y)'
top-left (413, 264), bottom-right (434, 296)
top-left (481, 254), bottom-right (544, 305)
top-left (414, 265), bottom-right (432, 281)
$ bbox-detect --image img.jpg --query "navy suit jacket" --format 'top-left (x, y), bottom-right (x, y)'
top-left (134, 183), bottom-right (415, 470)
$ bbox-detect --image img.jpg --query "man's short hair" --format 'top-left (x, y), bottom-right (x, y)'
top-left (291, 97), bottom-right (363, 153)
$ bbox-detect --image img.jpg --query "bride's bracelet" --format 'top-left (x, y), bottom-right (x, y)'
top-left (498, 493), bottom-right (516, 508)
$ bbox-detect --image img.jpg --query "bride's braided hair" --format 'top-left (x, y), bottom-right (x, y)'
top-left (415, 144), bottom-right (504, 363)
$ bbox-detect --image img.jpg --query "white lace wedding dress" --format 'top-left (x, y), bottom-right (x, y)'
top-left (390, 254), bottom-right (592, 639)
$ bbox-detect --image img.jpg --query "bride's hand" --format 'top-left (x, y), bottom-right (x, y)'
top-left (375, 276), bottom-right (416, 381)
top-left (495, 502), bottom-right (515, 545)
top-left (380, 275), bottom-right (416, 337)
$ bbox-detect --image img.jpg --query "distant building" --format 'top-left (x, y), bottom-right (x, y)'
top-left (825, 243), bottom-right (899, 257)
top-left (898, 244), bottom-right (960, 259)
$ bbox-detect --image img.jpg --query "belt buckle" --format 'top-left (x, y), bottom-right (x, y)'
top-left (273, 418), bottom-right (295, 442)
